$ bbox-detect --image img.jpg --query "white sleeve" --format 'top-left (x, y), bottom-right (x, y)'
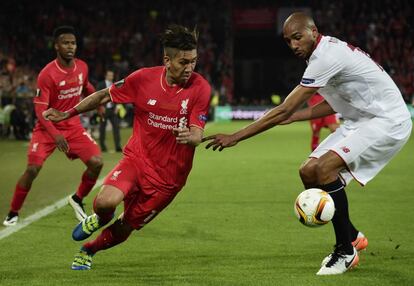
top-left (301, 54), bottom-right (344, 88)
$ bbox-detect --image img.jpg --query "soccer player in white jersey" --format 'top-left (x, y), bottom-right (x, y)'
top-left (203, 12), bottom-right (412, 275)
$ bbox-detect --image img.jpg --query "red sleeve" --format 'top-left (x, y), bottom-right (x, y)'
top-left (108, 70), bottom-right (142, 104)
top-left (82, 63), bottom-right (95, 96)
top-left (34, 103), bottom-right (60, 137)
top-left (33, 72), bottom-right (52, 106)
top-left (84, 81), bottom-right (95, 96)
top-left (189, 80), bottom-right (211, 129)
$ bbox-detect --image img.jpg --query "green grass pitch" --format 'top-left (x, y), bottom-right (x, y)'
top-left (0, 121), bottom-right (413, 285)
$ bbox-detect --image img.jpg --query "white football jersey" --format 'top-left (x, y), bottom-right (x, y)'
top-left (301, 35), bottom-right (410, 126)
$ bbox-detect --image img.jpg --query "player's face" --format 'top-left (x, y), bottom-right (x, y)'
top-left (55, 34), bottom-right (77, 60)
top-left (165, 49), bottom-right (197, 85)
top-left (283, 25), bottom-right (317, 60)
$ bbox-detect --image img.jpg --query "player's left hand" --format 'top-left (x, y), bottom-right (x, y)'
top-left (173, 127), bottom-right (191, 144)
top-left (202, 134), bottom-right (238, 151)
top-left (42, 108), bottom-right (69, 122)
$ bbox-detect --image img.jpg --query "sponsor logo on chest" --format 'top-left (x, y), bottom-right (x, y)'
top-left (57, 72), bottom-right (84, 100)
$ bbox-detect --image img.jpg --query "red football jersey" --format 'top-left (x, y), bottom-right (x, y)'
top-left (109, 66), bottom-right (211, 192)
top-left (33, 59), bottom-right (93, 130)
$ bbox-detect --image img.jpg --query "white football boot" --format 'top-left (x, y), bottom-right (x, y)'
top-left (68, 195), bottom-right (87, 222)
top-left (321, 232), bottom-right (368, 266)
top-left (317, 247), bottom-right (359, 275)
top-left (3, 212), bottom-right (19, 226)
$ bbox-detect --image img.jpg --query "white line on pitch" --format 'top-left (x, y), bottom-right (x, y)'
top-left (0, 178), bottom-right (104, 241)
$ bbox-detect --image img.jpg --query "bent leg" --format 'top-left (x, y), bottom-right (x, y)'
top-left (300, 152), bottom-right (356, 253)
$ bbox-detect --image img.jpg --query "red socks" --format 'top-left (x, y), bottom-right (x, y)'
top-left (83, 223), bottom-right (132, 254)
top-left (311, 135), bottom-right (320, 151)
top-left (10, 184), bottom-right (30, 212)
top-left (76, 171), bottom-right (98, 199)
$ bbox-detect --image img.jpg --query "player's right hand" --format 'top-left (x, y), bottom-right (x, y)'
top-left (42, 108), bottom-right (69, 123)
top-left (53, 134), bottom-right (70, 153)
top-left (202, 134), bottom-right (238, 151)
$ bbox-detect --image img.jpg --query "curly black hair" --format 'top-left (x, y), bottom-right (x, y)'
top-left (160, 24), bottom-right (198, 51)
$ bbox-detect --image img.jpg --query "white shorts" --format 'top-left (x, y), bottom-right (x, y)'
top-left (310, 118), bottom-right (412, 186)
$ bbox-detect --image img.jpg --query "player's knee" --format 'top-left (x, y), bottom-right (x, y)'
top-left (299, 161), bottom-right (317, 185)
top-left (25, 165), bottom-right (41, 179)
top-left (88, 156), bottom-right (104, 173)
top-left (94, 192), bottom-right (120, 211)
top-left (94, 196), bottom-right (114, 211)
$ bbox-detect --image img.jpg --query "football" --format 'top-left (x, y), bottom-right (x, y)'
top-left (294, 188), bottom-right (335, 227)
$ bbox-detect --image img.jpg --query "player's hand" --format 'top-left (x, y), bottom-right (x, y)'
top-left (279, 117), bottom-right (293, 125)
top-left (173, 127), bottom-right (191, 144)
top-left (202, 134), bottom-right (238, 151)
top-left (42, 108), bottom-right (69, 123)
top-left (53, 134), bottom-right (70, 153)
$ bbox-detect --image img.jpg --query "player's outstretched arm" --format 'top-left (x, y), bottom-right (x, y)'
top-left (280, 99), bottom-right (336, 125)
top-left (43, 88), bottom-right (111, 122)
top-left (203, 85), bottom-right (318, 151)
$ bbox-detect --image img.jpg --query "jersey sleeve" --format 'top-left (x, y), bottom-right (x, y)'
top-left (108, 70), bottom-right (141, 104)
top-left (301, 54), bottom-right (344, 88)
top-left (189, 80), bottom-right (211, 129)
top-left (33, 72), bottom-right (53, 106)
top-left (82, 65), bottom-right (95, 96)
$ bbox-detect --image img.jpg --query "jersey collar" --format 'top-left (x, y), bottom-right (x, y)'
top-left (54, 59), bottom-right (77, 74)
top-left (160, 67), bottom-right (185, 95)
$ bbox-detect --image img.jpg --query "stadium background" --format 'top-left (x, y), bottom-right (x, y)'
top-left (0, 1), bottom-right (413, 285)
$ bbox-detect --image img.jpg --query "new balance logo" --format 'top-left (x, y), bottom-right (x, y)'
top-left (59, 80), bottom-right (66, 86)
top-left (147, 99), bottom-right (157, 106)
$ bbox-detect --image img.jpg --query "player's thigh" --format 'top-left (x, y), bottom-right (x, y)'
top-left (27, 130), bottom-right (56, 166)
top-left (103, 157), bottom-right (140, 197)
top-left (65, 128), bottom-right (101, 163)
top-left (123, 188), bottom-right (177, 230)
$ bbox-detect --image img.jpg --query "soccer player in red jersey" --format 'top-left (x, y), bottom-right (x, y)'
top-left (3, 26), bottom-right (103, 227)
top-left (44, 25), bottom-right (211, 270)
top-left (307, 93), bottom-right (339, 151)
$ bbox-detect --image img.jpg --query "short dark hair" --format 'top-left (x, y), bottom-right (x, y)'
top-left (160, 24), bottom-right (198, 51)
top-left (53, 26), bottom-right (76, 41)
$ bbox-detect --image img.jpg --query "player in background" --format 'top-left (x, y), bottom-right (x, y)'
top-left (43, 24), bottom-right (211, 270)
top-left (307, 93), bottom-right (339, 151)
top-left (203, 12), bottom-right (412, 275)
top-left (3, 26), bottom-right (103, 226)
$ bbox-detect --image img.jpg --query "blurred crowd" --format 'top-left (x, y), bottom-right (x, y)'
top-left (0, 0), bottom-right (233, 139)
top-left (0, 0), bottom-right (412, 140)
top-left (313, 0), bottom-right (414, 103)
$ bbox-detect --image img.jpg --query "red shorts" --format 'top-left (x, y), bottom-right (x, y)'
top-left (310, 114), bottom-right (339, 132)
top-left (28, 127), bottom-right (101, 166)
top-left (103, 156), bottom-right (178, 229)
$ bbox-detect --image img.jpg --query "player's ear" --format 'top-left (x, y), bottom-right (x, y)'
top-left (311, 26), bottom-right (318, 39)
top-left (163, 55), bottom-right (171, 69)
